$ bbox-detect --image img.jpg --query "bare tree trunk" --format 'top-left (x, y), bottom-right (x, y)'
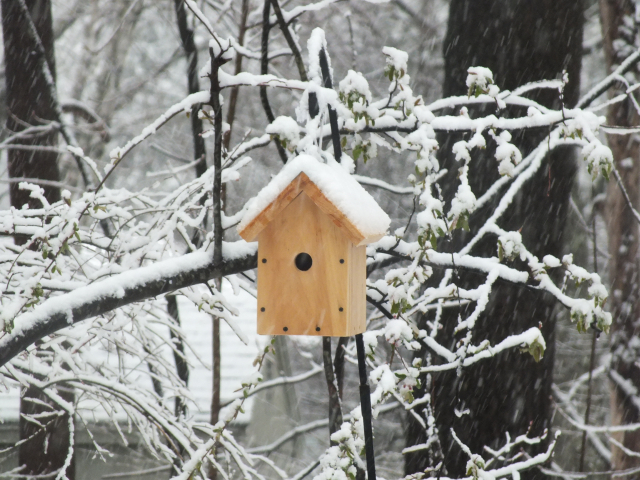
top-left (169, 4), bottom-right (207, 471)
top-left (259, 0), bottom-right (288, 163)
top-left (2, 0), bottom-right (60, 216)
top-left (2, 1), bottom-right (74, 478)
top-left (173, 0), bottom-right (206, 178)
top-left (405, 1), bottom-right (583, 477)
top-left (224, 0), bottom-right (249, 151)
top-left (207, 44), bottom-right (229, 480)
top-left (600, 0), bottom-right (640, 471)
top-left (19, 386), bottom-right (75, 480)
top-left (167, 295), bottom-right (189, 475)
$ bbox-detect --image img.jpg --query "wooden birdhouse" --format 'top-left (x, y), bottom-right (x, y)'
top-left (238, 155), bottom-right (390, 337)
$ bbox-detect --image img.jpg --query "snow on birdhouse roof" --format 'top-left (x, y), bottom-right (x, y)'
top-left (238, 155), bottom-right (390, 246)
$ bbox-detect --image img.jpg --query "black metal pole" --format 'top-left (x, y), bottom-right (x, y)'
top-left (318, 49), bottom-right (342, 163)
top-left (356, 333), bottom-right (377, 480)
top-left (317, 44), bottom-right (376, 480)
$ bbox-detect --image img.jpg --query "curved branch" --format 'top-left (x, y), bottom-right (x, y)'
top-left (0, 243), bottom-right (258, 367)
top-left (577, 48), bottom-right (640, 109)
top-left (247, 402), bottom-right (400, 454)
top-left (612, 164), bottom-right (640, 224)
top-left (220, 363), bottom-right (324, 407)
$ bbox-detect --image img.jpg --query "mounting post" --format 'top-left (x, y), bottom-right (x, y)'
top-left (317, 43), bottom-right (377, 480)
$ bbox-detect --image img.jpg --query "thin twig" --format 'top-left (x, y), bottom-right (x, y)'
top-left (247, 402), bottom-right (400, 454)
top-left (577, 48), bottom-right (640, 109)
top-left (269, 0), bottom-right (308, 82)
top-left (224, 0), bottom-right (250, 151)
top-left (611, 164), bottom-right (640, 224)
top-left (259, 0), bottom-right (288, 163)
top-left (220, 364), bottom-right (323, 407)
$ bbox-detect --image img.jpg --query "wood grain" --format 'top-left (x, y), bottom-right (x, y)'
top-left (257, 191), bottom-right (366, 336)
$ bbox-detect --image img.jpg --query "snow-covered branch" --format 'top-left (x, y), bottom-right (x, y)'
top-left (0, 243), bottom-right (257, 367)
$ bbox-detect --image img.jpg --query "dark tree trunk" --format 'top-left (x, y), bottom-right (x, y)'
top-left (2, 1), bottom-right (74, 478)
top-left (599, 0), bottom-right (640, 471)
top-left (19, 386), bottom-right (75, 480)
top-left (173, 0), bottom-right (206, 178)
top-left (405, 1), bottom-right (583, 477)
top-left (2, 0), bottom-right (60, 215)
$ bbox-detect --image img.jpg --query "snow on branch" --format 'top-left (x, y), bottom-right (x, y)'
top-left (0, 243), bottom-right (257, 368)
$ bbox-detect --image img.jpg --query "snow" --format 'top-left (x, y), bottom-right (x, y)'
top-left (0, 284), bottom-right (260, 423)
top-left (0, 241), bottom-right (258, 350)
top-left (265, 116), bottom-right (301, 151)
top-left (0, 16), bottom-right (624, 479)
top-left (582, 141), bottom-right (614, 179)
top-left (384, 319), bottom-right (413, 345)
top-left (620, 156), bottom-right (634, 169)
top-left (307, 28), bottom-right (331, 85)
top-left (0, 251), bottom-right (213, 338)
top-left (493, 130), bottom-right (522, 177)
top-left (542, 255), bottom-right (561, 269)
top-left (352, 174), bottom-right (414, 194)
top-left (383, 46), bottom-right (409, 73)
top-left (238, 154), bottom-right (390, 241)
top-left (209, 38), bottom-right (234, 61)
top-left (338, 70), bottom-right (372, 104)
top-left (466, 66), bottom-right (494, 91)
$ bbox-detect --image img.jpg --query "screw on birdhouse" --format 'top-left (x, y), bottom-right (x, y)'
top-left (339, 307), bottom-right (344, 312)
top-left (294, 252), bottom-right (313, 271)
top-left (283, 327), bottom-right (288, 332)
top-left (315, 327), bottom-right (321, 331)
top-left (261, 307), bottom-right (265, 312)
top-left (340, 259), bottom-right (344, 264)
top-left (262, 258), bottom-right (267, 263)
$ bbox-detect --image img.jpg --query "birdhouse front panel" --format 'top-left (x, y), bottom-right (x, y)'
top-left (257, 191), bottom-right (366, 336)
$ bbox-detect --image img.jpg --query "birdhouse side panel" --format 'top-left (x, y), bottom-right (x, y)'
top-left (347, 244), bottom-right (367, 336)
top-left (257, 192), bottom-right (353, 336)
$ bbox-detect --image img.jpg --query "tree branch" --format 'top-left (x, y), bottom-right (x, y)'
top-left (577, 48), bottom-right (640, 109)
top-left (247, 402), bottom-right (400, 455)
top-left (269, 0), bottom-right (308, 82)
top-left (0, 245), bottom-right (258, 368)
top-left (220, 363), bottom-right (323, 407)
top-left (612, 164), bottom-right (640, 224)
top-left (260, 0), bottom-right (288, 163)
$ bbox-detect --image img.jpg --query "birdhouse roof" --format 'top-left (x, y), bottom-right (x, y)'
top-left (237, 155), bottom-right (390, 246)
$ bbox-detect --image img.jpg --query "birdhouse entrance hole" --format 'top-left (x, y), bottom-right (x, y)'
top-left (253, 191), bottom-right (366, 336)
top-left (295, 253), bottom-right (312, 271)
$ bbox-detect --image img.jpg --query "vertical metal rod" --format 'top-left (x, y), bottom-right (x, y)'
top-left (356, 334), bottom-right (377, 480)
top-left (318, 44), bottom-right (376, 480)
top-left (318, 48), bottom-right (342, 164)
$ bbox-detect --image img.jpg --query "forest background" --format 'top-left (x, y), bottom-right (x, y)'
top-left (0, 0), bottom-right (639, 480)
